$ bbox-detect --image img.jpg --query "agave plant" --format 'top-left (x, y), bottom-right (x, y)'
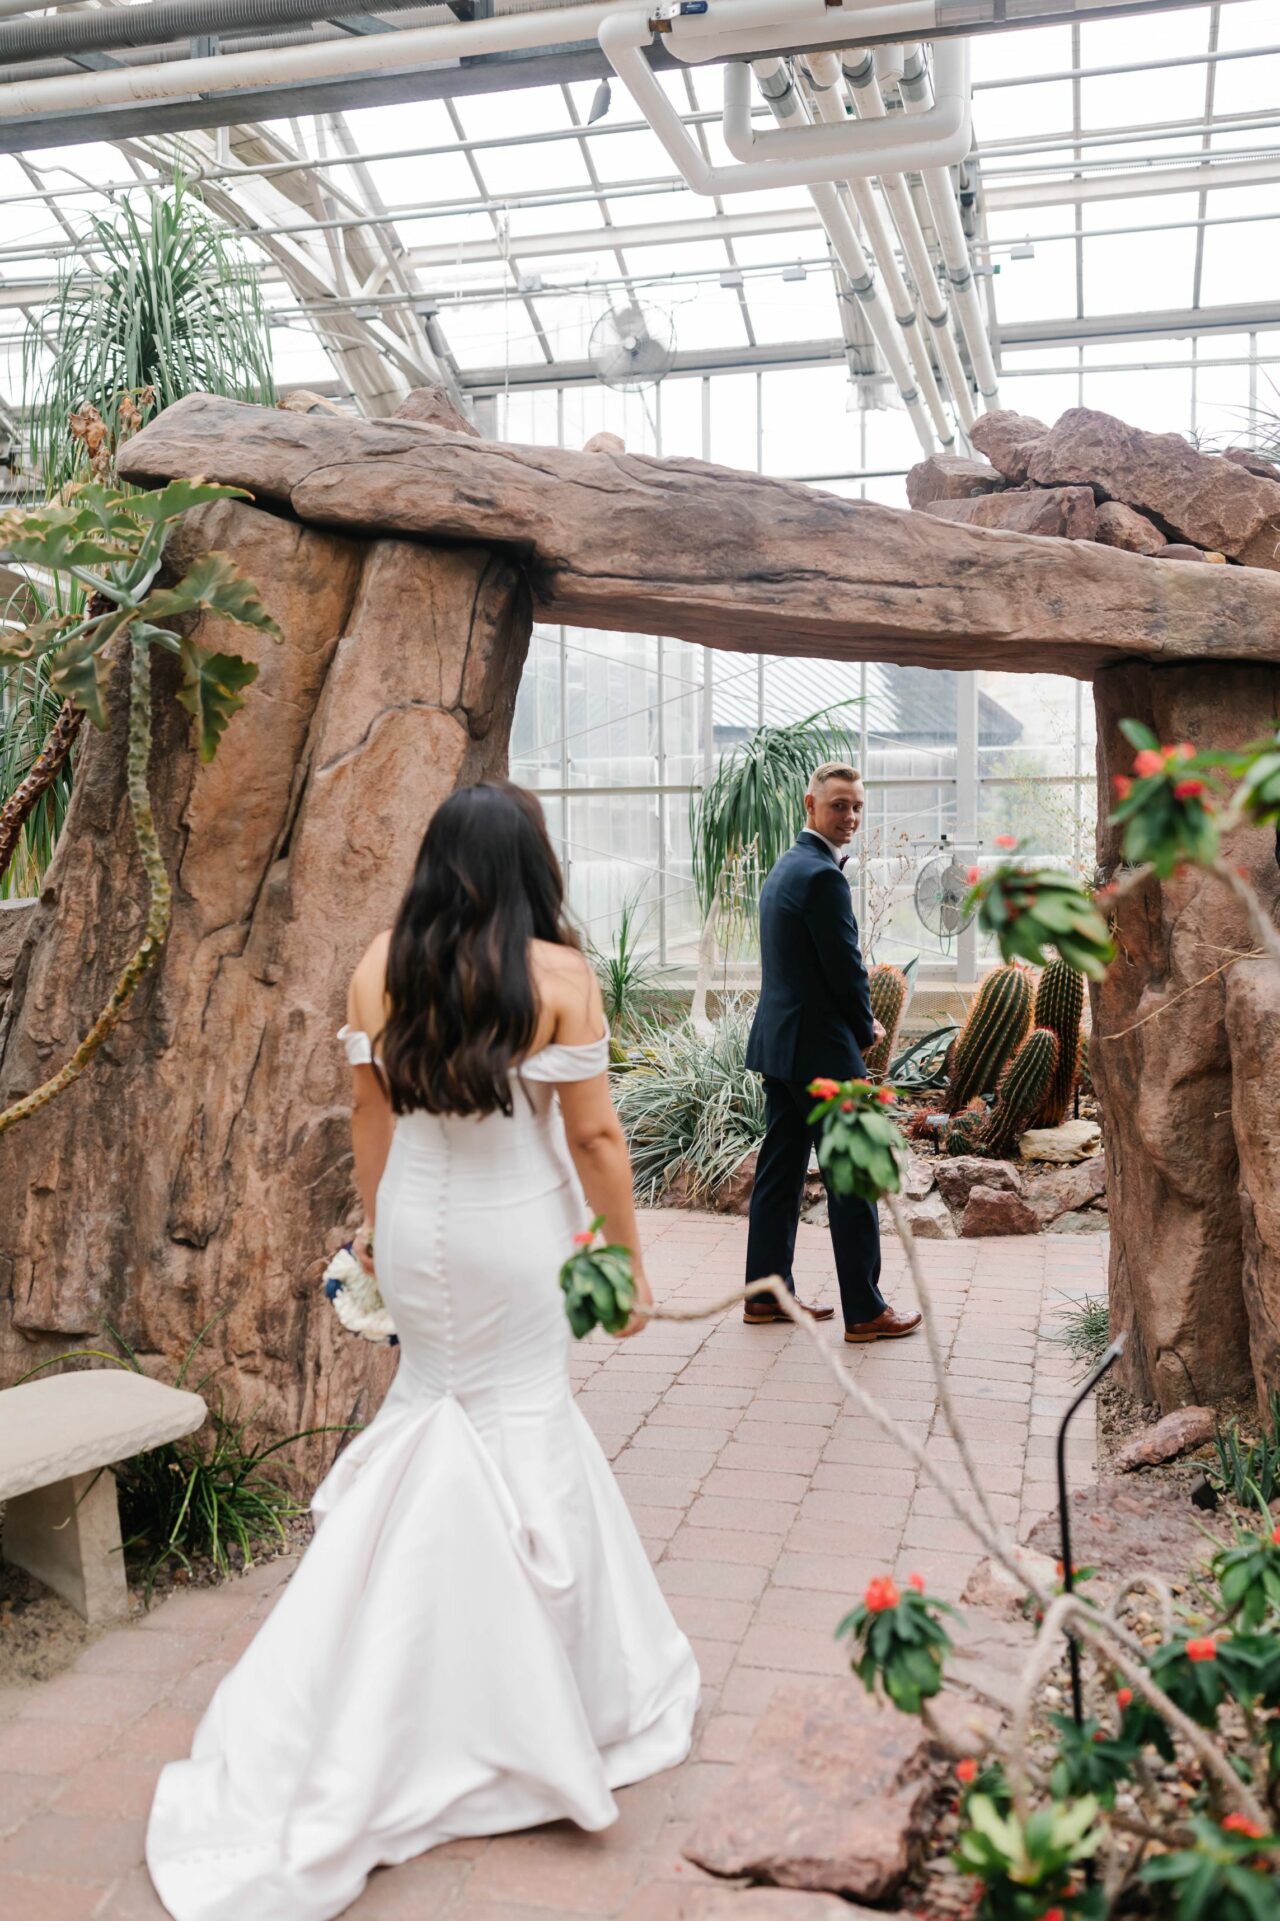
top-left (24, 175), bottom-right (274, 499)
top-left (689, 702), bottom-right (861, 1026)
top-left (0, 480), bottom-right (281, 1136)
top-left (612, 1004), bottom-right (766, 1206)
top-left (590, 893), bottom-right (666, 1046)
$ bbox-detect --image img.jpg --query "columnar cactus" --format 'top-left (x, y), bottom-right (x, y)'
top-left (1032, 959), bottom-right (1086, 1127)
top-left (984, 1027), bottom-right (1061, 1159)
top-left (1078, 1032), bottom-right (1092, 1097)
top-left (944, 963), bottom-right (1034, 1114)
top-left (864, 964), bottom-right (908, 1078)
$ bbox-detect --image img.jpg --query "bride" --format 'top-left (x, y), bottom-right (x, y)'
top-left (146, 781), bottom-right (701, 1921)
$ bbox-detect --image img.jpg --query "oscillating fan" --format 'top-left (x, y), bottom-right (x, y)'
top-left (588, 300), bottom-right (676, 391)
top-left (913, 837), bottom-right (977, 942)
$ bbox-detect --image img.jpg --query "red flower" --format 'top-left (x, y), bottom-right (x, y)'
top-left (1222, 1813), bottom-right (1266, 1839)
top-left (573, 1230), bottom-right (595, 1248)
top-left (1055, 1559), bottom-right (1065, 1577)
top-left (1271, 1525), bottom-right (1280, 1546)
top-left (994, 834), bottom-right (1017, 850)
top-left (1116, 1687), bottom-right (1133, 1710)
top-left (1133, 748), bottom-right (1164, 778)
top-left (1186, 1636), bottom-right (1217, 1662)
top-left (863, 1575), bottom-right (900, 1614)
top-left (909, 1572), bottom-right (926, 1592)
top-left (1043, 1910), bottom-right (1065, 1921)
top-left (809, 1077), bottom-right (841, 1100)
top-left (841, 1099), bottom-right (854, 1113)
top-left (1173, 778), bottom-right (1204, 800)
top-left (1175, 742), bottom-right (1196, 760)
top-left (966, 865), bottom-right (980, 884)
top-left (1112, 774), bottom-right (1132, 799)
top-left (876, 1086), bottom-right (894, 1105)
top-left (955, 1758), bottom-right (978, 1785)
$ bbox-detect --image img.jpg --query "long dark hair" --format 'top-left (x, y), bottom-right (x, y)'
top-left (380, 782), bottom-right (579, 1117)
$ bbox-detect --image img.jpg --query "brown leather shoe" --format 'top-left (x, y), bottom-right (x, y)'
top-left (844, 1306), bottom-right (922, 1343)
top-left (744, 1297), bottom-right (834, 1325)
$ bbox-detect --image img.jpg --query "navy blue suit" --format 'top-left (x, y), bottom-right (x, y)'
top-left (745, 833), bottom-right (886, 1327)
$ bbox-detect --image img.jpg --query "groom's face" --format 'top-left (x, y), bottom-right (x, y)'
top-left (807, 776), bottom-right (865, 848)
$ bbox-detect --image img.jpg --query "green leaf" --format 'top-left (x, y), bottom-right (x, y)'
top-left (142, 549), bottom-right (282, 638)
top-left (173, 636), bottom-right (259, 762)
top-left (1119, 718), bottom-right (1160, 753)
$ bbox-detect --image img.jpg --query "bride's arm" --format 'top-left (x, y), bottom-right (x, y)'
top-left (558, 1075), bottom-right (653, 1338)
top-left (553, 956), bottom-right (652, 1335)
top-left (347, 939), bottom-right (394, 1269)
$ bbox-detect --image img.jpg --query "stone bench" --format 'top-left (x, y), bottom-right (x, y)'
top-left (0, 1370), bottom-right (207, 1625)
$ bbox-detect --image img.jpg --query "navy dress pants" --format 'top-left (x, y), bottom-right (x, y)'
top-left (745, 1077), bottom-right (887, 1329)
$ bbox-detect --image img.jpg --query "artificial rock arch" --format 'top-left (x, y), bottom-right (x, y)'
top-left (1, 392), bottom-right (1277, 1464)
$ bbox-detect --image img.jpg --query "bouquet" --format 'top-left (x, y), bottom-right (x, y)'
top-left (559, 1218), bottom-right (637, 1339)
top-left (322, 1241), bottom-right (398, 1346)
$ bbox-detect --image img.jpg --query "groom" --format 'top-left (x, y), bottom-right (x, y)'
top-left (743, 762), bottom-right (922, 1343)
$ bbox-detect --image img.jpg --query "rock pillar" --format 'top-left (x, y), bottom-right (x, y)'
top-left (0, 500), bottom-right (531, 1476)
top-left (1092, 661), bottom-right (1280, 1411)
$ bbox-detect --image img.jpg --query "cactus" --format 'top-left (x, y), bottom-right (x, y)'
top-left (943, 1103), bottom-right (988, 1157)
top-left (1077, 1032), bottom-right (1092, 1097)
top-left (984, 1028), bottom-right (1061, 1159)
top-left (945, 964), bottom-right (1034, 1114)
top-left (1032, 959), bottom-right (1085, 1127)
top-left (864, 964), bottom-right (908, 1078)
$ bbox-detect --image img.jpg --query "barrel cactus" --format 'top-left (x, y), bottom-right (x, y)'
top-left (864, 964), bottom-right (908, 1078)
top-left (1033, 959), bottom-right (1085, 1127)
top-left (943, 1103), bottom-right (988, 1157)
top-left (945, 963), bottom-right (1034, 1114)
top-left (985, 1028), bottom-right (1061, 1159)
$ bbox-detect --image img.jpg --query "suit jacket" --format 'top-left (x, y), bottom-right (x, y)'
top-left (744, 833), bottom-right (876, 1086)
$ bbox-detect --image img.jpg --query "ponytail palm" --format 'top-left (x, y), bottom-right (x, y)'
top-left (24, 174), bottom-right (275, 497)
top-left (689, 703), bottom-right (861, 1026)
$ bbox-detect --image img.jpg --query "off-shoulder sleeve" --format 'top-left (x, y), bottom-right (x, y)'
top-left (337, 1024), bottom-right (374, 1068)
top-left (519, 1034), bottom-right (610, 1084)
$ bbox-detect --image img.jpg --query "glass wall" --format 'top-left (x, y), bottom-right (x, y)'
top-left (500, 342), bottom-right (1273, 977)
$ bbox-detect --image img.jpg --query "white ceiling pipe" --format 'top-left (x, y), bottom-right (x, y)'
top-left (899, 40), bottom-right (1000, 408)
top-left (799, 50), bottom-right (953, 447)
top-left (842, 44), bottom-right (976, 430)
top-left (752, 55), bottom-right (935, 455)
top-left (602, 5), bottom-right (955, 194)
top-left (721, 32), bottom-right (969, 172)
top-left (664, 0), bottom-right (936, 67)
top-left (0, 1), bottom-right (630, 116)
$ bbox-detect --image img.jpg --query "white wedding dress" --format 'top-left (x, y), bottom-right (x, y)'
top-left (146, 1032), bottom-right (700, 1921)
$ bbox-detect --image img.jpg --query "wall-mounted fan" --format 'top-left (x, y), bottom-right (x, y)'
top-left (913, 836), bottom-right (977, 942)
top-left (588, 300), bottom-right (676, 391)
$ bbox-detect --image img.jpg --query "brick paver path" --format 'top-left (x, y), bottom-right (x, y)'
top-left (0, 1209), bottom-right (1104, 1919)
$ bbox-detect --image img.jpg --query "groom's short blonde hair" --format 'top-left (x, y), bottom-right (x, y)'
top-left (808, 761), bottom-right (861, 793)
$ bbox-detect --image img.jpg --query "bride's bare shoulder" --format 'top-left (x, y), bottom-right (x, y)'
top-left (348, 930), bottom-right (392, 1029)
top-left (530, 939), bottom-right (602, 1044)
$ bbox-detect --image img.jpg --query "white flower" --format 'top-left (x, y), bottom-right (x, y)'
top-left (323, 1244), bottom-right (398, 1344)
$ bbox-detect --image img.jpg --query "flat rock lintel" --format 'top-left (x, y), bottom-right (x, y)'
top-left (117, 394), bottom-right (1280, 680)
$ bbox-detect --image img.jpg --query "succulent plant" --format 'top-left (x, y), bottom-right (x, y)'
top-left (985, 1027), bottom-right (1061, 1159)
top-left (865, 964), bottom-right (908, 1079)
top-left (1033, 959), bottom-right (1086, 1127)
top-left (945, 964), bottom-right (1034, 1114)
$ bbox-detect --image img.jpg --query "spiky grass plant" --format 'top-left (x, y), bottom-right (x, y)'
top-left (1054, 1293), bottom-right (1111, 1373)
top-left (590, 893), bottom-right (665, 1045)
top-left (613, 1004), bottom-right (766, 1206)
top-left (24, 175), bottom-right (274, 496)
